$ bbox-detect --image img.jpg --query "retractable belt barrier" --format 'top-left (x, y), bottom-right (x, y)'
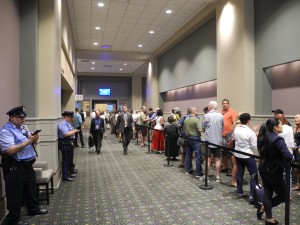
top-left (139, 124), bottom-right (294, 225)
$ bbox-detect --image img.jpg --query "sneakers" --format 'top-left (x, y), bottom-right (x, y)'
top-left (216, 176), bottom-right (221, 182)
top-left (199, 175), bottom-right (209, 182)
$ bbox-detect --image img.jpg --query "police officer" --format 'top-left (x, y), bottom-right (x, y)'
top-left (58, 111), bottom-right (80, 181)
top-left (0, 106), bottom-right (48, 225)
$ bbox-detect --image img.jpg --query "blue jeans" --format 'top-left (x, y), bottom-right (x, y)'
top-left (236, 157), bottom-right (258, 197)
top-left (185, 136), bottom-right (203, 176)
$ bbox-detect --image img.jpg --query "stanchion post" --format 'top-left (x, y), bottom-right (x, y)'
top-left (199, 141), bottom-right (213, 190)
top-left (147, 126), bottom-right (151, 154)
top-left (285, 161), bottom-right (291, 225)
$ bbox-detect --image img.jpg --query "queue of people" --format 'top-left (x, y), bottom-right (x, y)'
top-left (1, 104), bottom-right (299, 225)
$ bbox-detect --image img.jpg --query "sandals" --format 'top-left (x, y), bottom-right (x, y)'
top-left (292, 185), bottom-right (300, 191)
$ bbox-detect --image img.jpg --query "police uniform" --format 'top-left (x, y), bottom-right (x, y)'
top-left (58, 111), bottom-right (76, 181)
top-left (0, 106), bottom-right (47, 225)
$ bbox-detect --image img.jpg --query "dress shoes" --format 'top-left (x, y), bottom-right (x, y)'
top-left (28, 208), bottom-right (48, 216)
top-left (17, 220), bottom-right (29, 225)
top-left (1, 219), bottom-right (29, 225)
top-left (62, 177), bottom-right (74, 181)
top-left (257, 204), bottom-right (264, 220)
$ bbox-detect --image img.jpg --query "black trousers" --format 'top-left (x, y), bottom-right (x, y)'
top-left (3, 162), bottom-right (40, 223)
top-left (58, 143), bottom-right (74, 179)
top-left (74, 126), bottom-right (84, 146)
top-left (122, 127), bottom-right (132, 150)
top-left (260, 171), bottom-right (286, 219)
top-left (92, 132), bottom-right (103, 153)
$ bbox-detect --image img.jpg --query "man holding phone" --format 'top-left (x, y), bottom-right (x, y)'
top-left (0, 106), bottom-right (48, 225)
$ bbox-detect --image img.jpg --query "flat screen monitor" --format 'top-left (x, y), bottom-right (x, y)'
top-left (98, 88), bottom-right (111, 96)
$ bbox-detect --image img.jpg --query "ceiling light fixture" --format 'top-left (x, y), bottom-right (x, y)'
top-left (92, 62), bottom-right (95, 64)
top-left (101, 45), bottom-right (112, 49)
top-left (166, 9), bottom-right (172, 14)
top-left (95, 26), bottom-right (100, 30)
top-left (124, 63), bottom-right (127, 66)
top-left (120, 68), bottom-right (123, 71)
top-left (149, 30), bottom-right (154, 34)
top-left (93, 42), bottom-right (99, 46)
top-left (97, 2), bottom-right (104, 7)
top-left (91, 68), bottom-right (95, 70)
top-left (138, 44), bottom-right (143, 48)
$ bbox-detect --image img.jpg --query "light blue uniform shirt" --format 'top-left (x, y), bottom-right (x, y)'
top-left (58, 119), bottom-right (74, 139)
top-left (0, 122), bottom-right (36, 161)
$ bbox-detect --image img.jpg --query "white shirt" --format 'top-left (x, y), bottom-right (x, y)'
top-left (91, 111), bottom-right (96, 119)
top-left (233, 125), bottom-right (257, 158)
top-left (279, 124), bottom-right (294, 154)
top-left (132, 113), bottom-right (138, 122)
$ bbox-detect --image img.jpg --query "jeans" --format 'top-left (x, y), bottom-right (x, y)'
top-left (236, 157), bottom-right (258, 197)
top-left (185, 136), bottom-right (203, 176)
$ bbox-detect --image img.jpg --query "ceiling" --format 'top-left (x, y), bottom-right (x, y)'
top-left (66, 0), bottom-right (217, 75)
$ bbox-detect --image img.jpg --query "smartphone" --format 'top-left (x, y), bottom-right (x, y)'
top-left (32, 130), bottom-right (42, 135)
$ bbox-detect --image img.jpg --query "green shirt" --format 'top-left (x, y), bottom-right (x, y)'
top-left (183, 116), bottom-right (201, 136)
top-left (140, 111), bottom-right (148, 125)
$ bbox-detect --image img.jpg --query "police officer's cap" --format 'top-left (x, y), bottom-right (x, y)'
top-left (6, 106), bottom-right (27, 117)
top-left (62, 111), bottom-right (74, 117)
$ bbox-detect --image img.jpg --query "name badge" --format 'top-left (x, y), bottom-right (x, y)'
top-left (95, 125), bottom-right (99, 130)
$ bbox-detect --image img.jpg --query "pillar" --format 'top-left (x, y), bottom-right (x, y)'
top-left (216, 0), bottom-right (255, 114)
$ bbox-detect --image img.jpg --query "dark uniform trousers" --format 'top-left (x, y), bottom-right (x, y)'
top-left (3, 160), bottom-right (39, 223)
top-left (58, 141), bottom-right (75, 179)
top-left (122, 127), bottom-right (132, 150)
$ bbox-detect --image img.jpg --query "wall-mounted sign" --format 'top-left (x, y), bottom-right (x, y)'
top-left (75, 95), bottom-right (83, 101)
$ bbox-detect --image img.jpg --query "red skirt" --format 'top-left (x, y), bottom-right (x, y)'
top-left (151, 130), bottom-right (165, 151)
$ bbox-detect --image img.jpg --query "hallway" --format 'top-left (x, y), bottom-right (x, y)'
top-left (24, 132), bottom-right (299, 225)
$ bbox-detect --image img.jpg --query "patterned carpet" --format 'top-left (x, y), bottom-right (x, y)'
top-left (22, 132), bottom-right (300, 225)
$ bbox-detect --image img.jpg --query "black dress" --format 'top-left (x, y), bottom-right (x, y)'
top-left (164, 122), bottom-right (180, 158)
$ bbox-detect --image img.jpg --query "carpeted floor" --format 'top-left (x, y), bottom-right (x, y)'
top-left (23, 132), bottom-right (300, 225)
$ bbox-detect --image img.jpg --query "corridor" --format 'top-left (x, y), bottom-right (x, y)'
top-left (24, 132), bottom-right (300, 225)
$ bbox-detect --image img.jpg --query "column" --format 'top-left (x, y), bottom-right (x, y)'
top-left (132, 75), bottom-right (142, 110)
top-left (19, 0), bottom-right (62, 185)
top-left (146, 58), bottom-right (160, 109)
top-left (216, 0), bottom-right (255, 114)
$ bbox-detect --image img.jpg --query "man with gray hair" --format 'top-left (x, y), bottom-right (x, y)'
top-left (202, 101), bottom-right (224, 182)
top-left (183, 106), bottom-right (204, 179)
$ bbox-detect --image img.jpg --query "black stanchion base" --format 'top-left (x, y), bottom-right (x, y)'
top-left (199, 184), bottom-right (213, 190)
top-left (164, 164), bottom-right (174, 167)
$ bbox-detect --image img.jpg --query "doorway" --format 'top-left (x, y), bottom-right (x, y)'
top-left (92, 100), bottom-right (117, 112)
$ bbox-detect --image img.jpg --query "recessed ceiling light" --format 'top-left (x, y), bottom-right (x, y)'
top-left (93, 42), bottom-right (99, 46)
top-left (91, 68), bottom-right (95, 70)
top-left (149, 30), bottom-right (154, 34)
top-left (92, 62), bottom-right (95, 64)
top-left (166, 9), bottom-right (172, 14)
top-left (98, 2), bottom-right (104, 7)
top-left (120, 68), bottom-right (123, 71)
top-left (124, 63), bottom-right (127, 66)
top-left (101, 45), bottom-right (112, 49)
top-left (138, 44), bottom-right (143, 48)
top-left (95, 26), bottom-right (100, 30)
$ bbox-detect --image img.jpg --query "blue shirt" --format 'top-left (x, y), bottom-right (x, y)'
top-left (72, 112), bottom-right (82, 129)
top-left (0, 122), bottom-right (36, 161)
top-left (58, 119), bottom-right (74, 139)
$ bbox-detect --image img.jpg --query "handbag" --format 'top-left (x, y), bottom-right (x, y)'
top-left (88, 134), bottom-right (94, 148)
